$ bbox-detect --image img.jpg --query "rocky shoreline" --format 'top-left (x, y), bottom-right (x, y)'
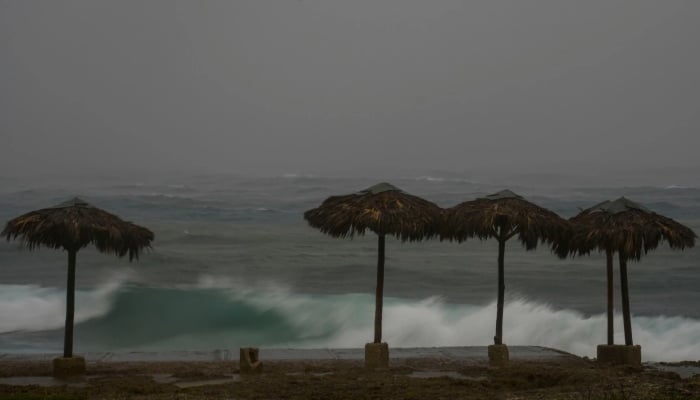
top-left (1, 348), bottom-right (698, 399)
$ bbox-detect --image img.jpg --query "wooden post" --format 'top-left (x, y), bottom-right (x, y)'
top-left (606, 249), bottom-right (614, 345)
top-left (619, 253), bottom-right (633, 346)
top-left (239, 348), bottom-right (263, 373)
top-left (64, 249), bottom-right (77, 358)
top-left (374, 235), bottom-right (385, 344)
top-left (494, 235), bottom-right (506, 345)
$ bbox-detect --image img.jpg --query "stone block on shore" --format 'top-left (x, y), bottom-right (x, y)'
top-left (240, 347), bottom-right (263, 373)
top-left (52, 356), bottom-right (86, 378)
top-left (488, 344), bottom-right (509, 367)
top-left (365, 343), bottom-right (389, 369)
top-left (597, 345), bottom-right (641, 366)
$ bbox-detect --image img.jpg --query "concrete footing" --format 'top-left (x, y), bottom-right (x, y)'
top-left (488, 344), bottom-right (509, 367)
top-left (596, 345), bottom-right (641, 366)
top-left (240, 348), bottom-right (263, 373)
top-left (52, 356), bottom-right (86, 378)
top-left (364, 342), bottom-right (389, 369)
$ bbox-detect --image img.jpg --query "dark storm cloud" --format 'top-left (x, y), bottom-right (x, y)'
top-left (1, 1), bottom-right (699, 179)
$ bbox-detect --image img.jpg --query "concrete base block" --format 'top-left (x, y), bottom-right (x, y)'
top-left (597, 345), bottom-right (641, 366)
top-left (488, 344), bottom-right (509, 367)
top-left (240, 347), bottom-right (263, 373)
top-left (52, 356), bottom-right (86, 378)
top-left (365, 342), bottom-right (389, 369)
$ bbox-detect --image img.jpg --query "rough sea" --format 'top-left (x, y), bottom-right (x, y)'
top-left (1, 173), bottom-right (698, 362)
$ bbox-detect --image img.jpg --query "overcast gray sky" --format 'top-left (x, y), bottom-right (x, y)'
top-left (1, 0), bottom-right (699, 180)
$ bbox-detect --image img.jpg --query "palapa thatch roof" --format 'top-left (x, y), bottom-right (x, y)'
top-left (442, 189), bottom-right (571, 249)
top-left (566, 197), bottom-right (696, 261)
top-left (303, 182), bottom-right (442, 241)
top-left (2, 197), bottom-right (154, 260)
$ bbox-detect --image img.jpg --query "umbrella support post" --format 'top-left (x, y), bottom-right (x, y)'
top-left (619, 255), bottom-right (634, 346)
top-left (365, 343), bottom-right (389, 369)
top-left (52, 356), bottom-right (85, 379)
top-left (606, 249), bottom-right (614, 345)
top-left (596, 345), bottom-right (641, 367)
top-left (488, 344), bottom-right (509, 367)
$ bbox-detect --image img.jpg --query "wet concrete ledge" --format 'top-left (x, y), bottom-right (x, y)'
top-left (0, 345), bottom-right (578, 363)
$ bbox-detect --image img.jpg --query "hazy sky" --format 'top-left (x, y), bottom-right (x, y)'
top-left (2, 1), bottom-right (699, 179)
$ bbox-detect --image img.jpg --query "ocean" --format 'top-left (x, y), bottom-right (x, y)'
top-left (0, 173), bottom-right (698, 362)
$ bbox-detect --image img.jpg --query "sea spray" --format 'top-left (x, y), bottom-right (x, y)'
top-left (0, 275), bottom-right (127, 333)
top-left (3, 277), bottom-right (700, 361)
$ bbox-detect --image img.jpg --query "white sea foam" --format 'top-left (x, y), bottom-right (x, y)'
top-left (413, 176), bottom-right (478, 184)
top-left (281, 173), bottom-right (317, 179)
top-left (315, 298), bottom-right (700, 362)
top-left (2, 275), bottom-right (700, 361)
top-left (664, 185), bottom-right (696, 190)
top-left (0, 274), bottom-right (128, 333)
top-left (194, 276), bottom-right (700, 362)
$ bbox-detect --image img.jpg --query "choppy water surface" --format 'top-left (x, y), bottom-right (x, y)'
top-left (0, 173), bottom-right (698, 361)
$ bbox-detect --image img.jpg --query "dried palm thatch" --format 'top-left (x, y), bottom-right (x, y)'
top-left (565, 197), bottom-right (695, 347)
top-left (304, 183), bottom-right (442, 345)
top-left (442, 190), bottom-right (570, 250)
top-left (442, 190), bottom-right (571, 346)
top-left (568, 197), bottom-right (695, 260)
top-left (2, 198), bottom-right (154, 260)
top-left (304, 182), bottom-right (442, 241)
top-left (2, 197), bottom-right (154, 359)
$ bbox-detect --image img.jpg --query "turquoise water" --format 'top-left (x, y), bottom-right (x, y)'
top-left (0, 173), bottom-right (698, 361)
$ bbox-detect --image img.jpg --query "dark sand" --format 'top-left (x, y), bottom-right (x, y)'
top-left (1, 347), bottom-right (699, 399)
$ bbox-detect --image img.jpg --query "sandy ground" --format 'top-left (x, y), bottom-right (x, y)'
top-left (1, 356), bottom-right (699, 399)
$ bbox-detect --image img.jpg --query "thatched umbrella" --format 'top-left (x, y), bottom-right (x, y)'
top-left (304, 182), bottom-right (442, 344)
top-left (442, 190), bottom-right (570, 346)
top-left (2, 197), bottom-right (154, 359)
top-left (566, 197), bottom-right (695, 346)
